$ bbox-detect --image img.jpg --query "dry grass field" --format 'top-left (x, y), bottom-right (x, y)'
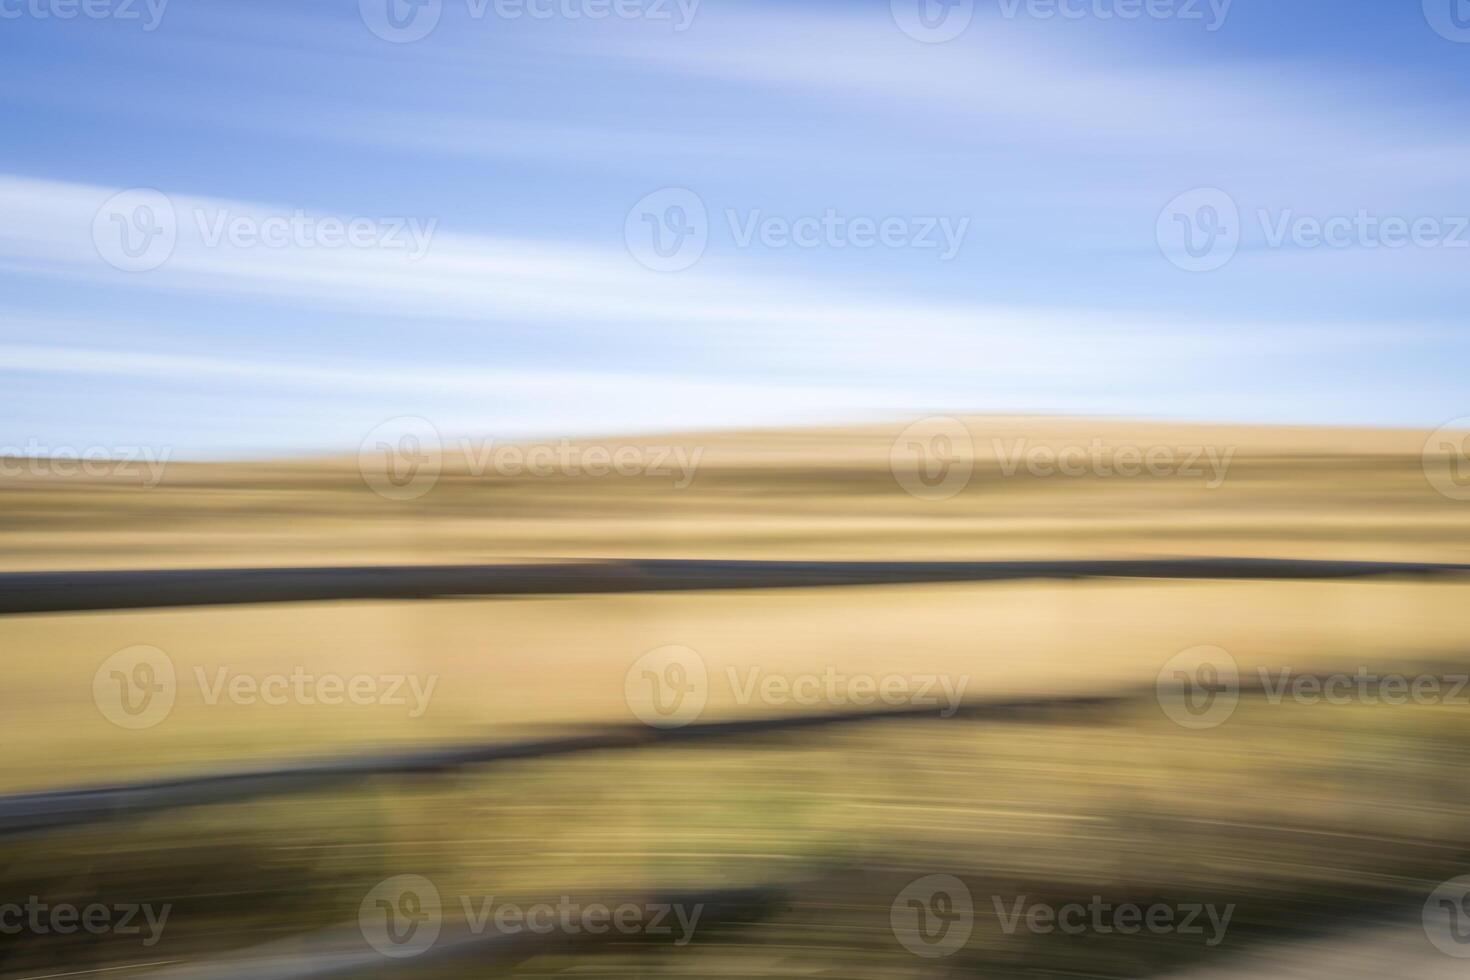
top-left (2, 416), bottom-right (1469, 977)
top-left (1, 417), bottom-right (1466, 570)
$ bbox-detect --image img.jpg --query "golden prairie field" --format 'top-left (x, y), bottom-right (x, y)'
top-left (2, 417), bottom-right (1470, 978)
top-left (1, 417), bottom-right (1466, 570)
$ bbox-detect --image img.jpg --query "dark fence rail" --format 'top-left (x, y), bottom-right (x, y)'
top-left (0, 693), bottom-right (1127, 838)
top-left (11, 662), bottom-right (1443, 838)
top-left (4, 559), bottom-right (1463, 977)
top-left (12, 657), bottom-right (1462, 837)
top-left (4, 557), bottom-right (1468, 615)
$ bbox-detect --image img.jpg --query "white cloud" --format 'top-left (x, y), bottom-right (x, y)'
top-left (2, 173), bottom-right (1406, 383)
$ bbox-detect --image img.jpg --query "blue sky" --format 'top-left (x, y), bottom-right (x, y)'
top-left (3, 0), bottom-right (1469, 456)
